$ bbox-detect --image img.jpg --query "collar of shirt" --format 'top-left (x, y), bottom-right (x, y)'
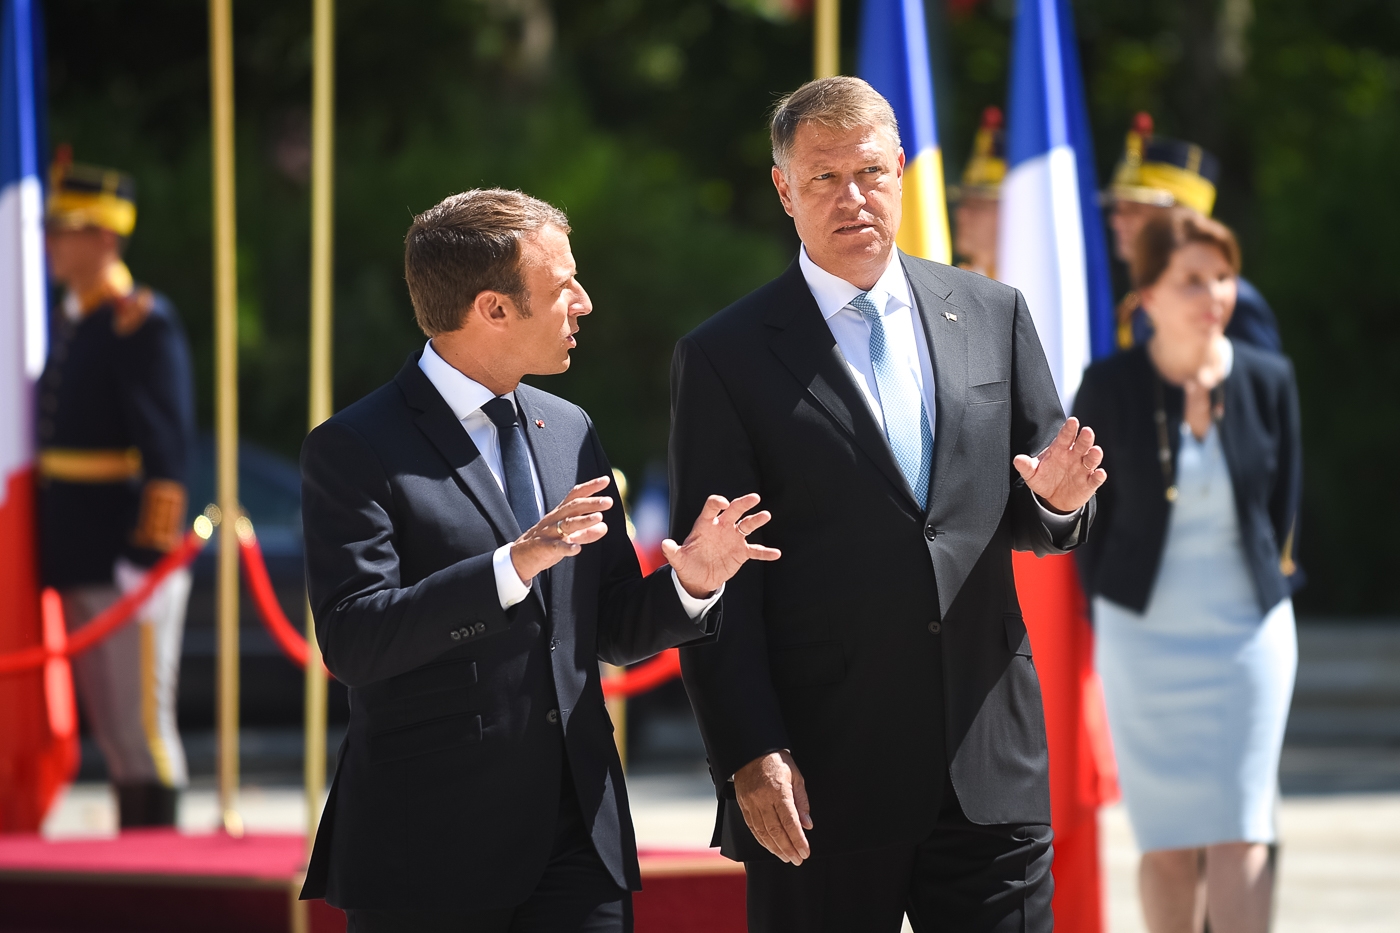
top-left (418, 339), bottom-right (513, 422)
top-left (798, 245), bottom-right (913, 321)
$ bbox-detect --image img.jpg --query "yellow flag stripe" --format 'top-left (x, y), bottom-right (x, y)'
top-left (897, 147), bottom-right (952, 265)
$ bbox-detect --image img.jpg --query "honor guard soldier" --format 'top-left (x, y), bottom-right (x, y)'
top-left (39, 150), bottom-right (196, 828)
top-left (950, 106), bottom-right (1006, 280)
top-left (1105, 113), bottom-right (1283, 352)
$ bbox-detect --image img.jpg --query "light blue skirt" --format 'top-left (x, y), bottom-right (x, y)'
top-left (1095, 424), bottom-right (1297, 852)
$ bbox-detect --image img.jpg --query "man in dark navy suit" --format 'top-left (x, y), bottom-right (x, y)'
top-left (298, 189), bottom-right (778, 932)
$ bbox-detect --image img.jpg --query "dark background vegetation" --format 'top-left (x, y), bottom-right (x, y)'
top-left (45, 0), bottom-right (1399, 614)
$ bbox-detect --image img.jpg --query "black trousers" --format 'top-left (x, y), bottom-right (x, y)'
top-left (345, 766), bottom-right (630, 933)
top-left (745, 773), bottom-right (1054, 933)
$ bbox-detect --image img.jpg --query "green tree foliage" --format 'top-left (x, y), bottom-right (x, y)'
top-left (47, 0), bottom-right (1397, 612)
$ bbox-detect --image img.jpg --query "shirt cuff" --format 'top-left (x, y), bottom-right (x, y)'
top-left (672, 568), bottom-right (723, 620)
top-left (493, 544), bottom-right (532, 610)
top-left (1033, 494), bottom-right (1083, 547)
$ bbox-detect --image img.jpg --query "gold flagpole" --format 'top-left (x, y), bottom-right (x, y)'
top-left (209, 0), bottom-right (242, 837)
top-left (814, 0), bottom-right (840, 79)
top-left (304, 0), bottom-right (335, 857)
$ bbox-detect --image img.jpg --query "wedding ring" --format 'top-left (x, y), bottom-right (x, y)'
top-left (556, 520), bottom-right (566, 539)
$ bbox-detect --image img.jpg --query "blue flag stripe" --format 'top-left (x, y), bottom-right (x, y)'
top-left (858, 0), bottom-right (939, 154)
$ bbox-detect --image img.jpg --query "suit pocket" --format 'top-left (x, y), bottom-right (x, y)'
top-left (370, 712), bottom-right (482, 764)
top-left (770, 641), bottom-right (846, 688)
top-left (969, 380), bottom-right (1010, 404)
top-left (1004, 612), bottom-right (1033, 657)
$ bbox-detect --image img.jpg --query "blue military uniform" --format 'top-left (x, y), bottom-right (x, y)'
top-left (1105, 114), bottom-right (1283, 354)
top-left (39, 156), bottom-right (195, 828)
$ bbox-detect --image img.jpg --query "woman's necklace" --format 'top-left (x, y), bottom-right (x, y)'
top-left (1153, 371), bottom-right (1225, 503)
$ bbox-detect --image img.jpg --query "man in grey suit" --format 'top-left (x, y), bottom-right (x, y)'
top-left (669, 77), bottom-right (1106, 932)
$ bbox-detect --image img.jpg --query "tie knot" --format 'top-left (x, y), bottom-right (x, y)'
top-left (849, 292), bottom-right (880, 321)
top-left (480, 396), bottom-right (518, 430)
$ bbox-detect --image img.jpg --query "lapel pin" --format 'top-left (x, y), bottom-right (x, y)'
top-left (943, 311), bottom-right (958, 322)
top-left (535, 419), bottom-right (545, 428)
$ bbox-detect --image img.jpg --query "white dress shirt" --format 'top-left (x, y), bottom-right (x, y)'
top-left (419, 341), bottom-right (719, 617)
top-left (797, 247), bottom-right (1082, 531)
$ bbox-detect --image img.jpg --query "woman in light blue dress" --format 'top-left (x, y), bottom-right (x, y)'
top-left (1074, 209), bottom-right (1302, 933)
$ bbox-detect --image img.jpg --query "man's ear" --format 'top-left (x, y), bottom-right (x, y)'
top-left (468, 289), bottom-right (514, 329)
top-left (772, 165), bottom-right (795, 218)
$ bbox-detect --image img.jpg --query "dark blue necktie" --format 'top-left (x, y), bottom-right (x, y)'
top-left (480, 396), bottom-right (540, 532)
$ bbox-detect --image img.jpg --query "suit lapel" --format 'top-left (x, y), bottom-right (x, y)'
top-left (395, 356), bottom-right (522, 542)
top-left (513, 387), bottom-right (569, 615)
top-left (514, 387), bottom-right (573, 517)
top-left (900, 253), bottom-right (968, 515)
top-left (765, 259), bottom-right (920, 509)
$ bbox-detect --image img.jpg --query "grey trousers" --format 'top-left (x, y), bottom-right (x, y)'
top-left (61, 568), bottom-right (191, 790)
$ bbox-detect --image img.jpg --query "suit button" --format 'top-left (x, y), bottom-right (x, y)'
top-left (458, 627), bottom-right (471, 638)
top-left (927, 620), bottom-right (942, 635)
top-left (550, 638), bottom-right (559, 651)
top-left (450, 630), bottom-right (461, 641)
top-left (474, 622), bottom-right (486, 635)
top-left (546, 709), bottom-right (560, 724)
top-left (924, 524), bottom-right (937, 541)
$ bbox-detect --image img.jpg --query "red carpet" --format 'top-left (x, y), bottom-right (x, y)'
top-left (0, 832), bottom-right (745, 932)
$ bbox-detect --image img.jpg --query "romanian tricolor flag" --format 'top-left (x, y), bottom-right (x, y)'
top-left (857, 0), bottom-right (951, 264)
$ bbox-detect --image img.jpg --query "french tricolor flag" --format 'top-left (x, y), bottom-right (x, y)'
top-left (997, 2), bottom-right (1118, 931)
top-left (0, 0), bottom-right (71, 832)
top-left (997, 0), bottom-right (1114, 405)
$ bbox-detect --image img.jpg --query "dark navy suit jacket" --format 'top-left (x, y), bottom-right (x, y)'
top-left (299, 354), bottom-right (719, 909)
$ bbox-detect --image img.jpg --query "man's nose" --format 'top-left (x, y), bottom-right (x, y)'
top-left (836, 178), bottom-right (866, 209)
top-left (573, 284), bottom-right (593, 317)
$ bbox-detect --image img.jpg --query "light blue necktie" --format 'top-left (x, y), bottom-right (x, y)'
top-left (849, 292), bottom-right (933, 509)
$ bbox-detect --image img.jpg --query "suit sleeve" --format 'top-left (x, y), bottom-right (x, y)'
top-left (1006, 287), bottom-right (1095, 555)
top-left (1071, 364), bottom-right (1114, 598)
top-left (115, 310), bottom-right (195, 565)
top-left (1270, 358), bottom-right (1303, 589)
top-left (302, 419), bottom-right (511, 688)
top-left (582, 411), bottom-right (719, 666)
top-left (669, 336), bottom-right (791, 781)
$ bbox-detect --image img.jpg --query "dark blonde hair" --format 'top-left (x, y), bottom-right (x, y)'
top-left (1131, 206), bottom-right (1241, 290)
top-left (404, 188), bottom-right (570, 336)
top-left (770, 76), bottom-right (900, 171)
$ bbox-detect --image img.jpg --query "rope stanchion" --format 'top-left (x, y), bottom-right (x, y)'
top-left (0, 527), bottom-right (209, 675)
top-left (234, 518), bottom-right (330, 676)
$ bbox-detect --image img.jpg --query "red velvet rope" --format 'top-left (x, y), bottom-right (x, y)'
top-left (0, 515), bottom-right (686, 702)
top-left (235, 526), bottom-right (331, 676)
top-left (0, 530), bottom-right (207, 675)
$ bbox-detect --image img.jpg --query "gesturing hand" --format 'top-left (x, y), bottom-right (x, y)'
top-left (1012, 417), bottom-right (1107, 514)
top-left (735, 750), bottom-right (812, 865)
top-left (510, 476), bottom-right (613, 586)
top-left (663, 494), bottom-right (782, 599)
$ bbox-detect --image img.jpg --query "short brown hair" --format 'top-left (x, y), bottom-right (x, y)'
top-left (1131, 206), bottom-right (1241, 289)
top-left (404, 188), bottom-right (570, 336)
top-left (770, 76), bottom-right (900, 171)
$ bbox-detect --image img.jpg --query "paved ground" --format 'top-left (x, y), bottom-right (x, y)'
top-left (39, 622), bottom-right (1400, 930)
top-left (41, 773), bottom-right (1400, 933)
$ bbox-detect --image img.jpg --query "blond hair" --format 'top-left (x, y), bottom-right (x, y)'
top-left (770, 76), bottom-right (900, 171)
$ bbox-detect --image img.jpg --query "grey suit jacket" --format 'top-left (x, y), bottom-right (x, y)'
top-left (669, 252), bottom-right (1093, 860)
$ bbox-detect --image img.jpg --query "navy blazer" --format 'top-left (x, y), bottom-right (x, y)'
top-left (299, 354), bottom-right (719, 910)
top-left (1073, 342), bottom-right (1302, 616)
